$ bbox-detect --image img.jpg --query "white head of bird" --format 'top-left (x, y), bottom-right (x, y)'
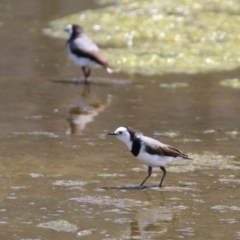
top-left (109, 126), bottom-right (131, 142)
top-left (107, 126), bottom-right (141, 151)
top-left (65, 24), bottom-right (73, 36)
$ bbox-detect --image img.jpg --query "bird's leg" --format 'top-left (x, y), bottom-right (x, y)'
top-left (82, 67), bottom-right (91, 84)
top-left (140, 166), bottom-right (152, 186)
top-left (82, 83), bottom-right (91, 97)
top-left (159, 166), bottom-right (166, 187)
top-left (86, 69), bottom-right (91, 78)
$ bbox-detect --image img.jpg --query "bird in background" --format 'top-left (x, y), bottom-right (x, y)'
top-left (65, 24), bottom-right (115, 84)
top-left (108, 126), bottom-right (192, 187)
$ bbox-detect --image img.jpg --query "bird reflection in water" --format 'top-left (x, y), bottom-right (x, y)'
top-left (66, 84), bottom-right (111, 134)
top-left (127, 192), bottom-right (180, 239)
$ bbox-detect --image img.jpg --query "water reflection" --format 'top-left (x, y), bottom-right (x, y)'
top-left (126, 192), bottom-right (179, 239)
top-left (69, 190), bottom-right (179, 238)
top-left (66, 84), bottom-right (111, 134)
top-left (129, 208), bottom-right (171, 238)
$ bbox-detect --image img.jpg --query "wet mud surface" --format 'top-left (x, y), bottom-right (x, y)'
top-left (0, 0), bottom-right (240, 239)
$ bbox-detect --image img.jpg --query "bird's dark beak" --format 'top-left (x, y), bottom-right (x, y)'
top-left (107, 132), bottom-right (117, 136)
top-left (64, 27), bottom-right (68, 32)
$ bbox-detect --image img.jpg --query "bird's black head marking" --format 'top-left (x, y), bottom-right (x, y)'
top-left (68, 24), bottom-right (84, 39)
top-left (125, 127), bottom-right (142, 157)
top-left (72, 24), bottom-right (84, 33)
top-left (125, 127), bottom-right (136, 141)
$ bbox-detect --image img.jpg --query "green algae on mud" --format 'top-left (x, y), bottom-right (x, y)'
top-left (220, 78), bottom-right (240, 89)
top-left (130, 151), bottom-right (238, 174)
top-left (44, 0), bottom-right (240, 75)
top-left (70, 196), bottom-right (150, 208)
top-left (159, 82), bottom-right (189, 89)
top-left (211, 205), bottom-right (240, 212)
top-left (53, 180), bottom-right (87, 187)
top-left (150, 185), bottom-right (200, 192)
top-left (166, 151), bottom-right (239, 174)
top-left (37, 220), bottom-right (78, 232)
top-left (52, 180), bottom-right (87, 190)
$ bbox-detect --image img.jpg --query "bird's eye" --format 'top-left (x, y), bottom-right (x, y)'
top-left (119, 131), bottom-right (122, 134)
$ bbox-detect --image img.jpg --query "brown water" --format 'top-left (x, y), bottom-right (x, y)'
top-left (0, 1), bottom-right (240, 239)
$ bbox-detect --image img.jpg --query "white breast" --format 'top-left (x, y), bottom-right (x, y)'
top-left (136, 148), bottom-right (178, 167)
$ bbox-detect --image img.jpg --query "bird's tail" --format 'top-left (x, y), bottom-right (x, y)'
top-left (106, 66), bottom-right (119, 74)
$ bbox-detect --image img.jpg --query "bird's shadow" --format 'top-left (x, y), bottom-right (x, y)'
top-left (100, 185), bottom-right (161, 190)
top-left (50, 77), bottom-right (133, 86)
top-left (50, 79), bottom-right (106, 86)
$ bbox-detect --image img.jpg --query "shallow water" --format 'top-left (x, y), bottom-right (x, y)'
top-left (0, 0), bottom-right (240, 239)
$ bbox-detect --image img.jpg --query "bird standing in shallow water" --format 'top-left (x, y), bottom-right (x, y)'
top-left (108, 126), bottom-right (192, 187)
top-left (65, 24), bottom-right (114, 84)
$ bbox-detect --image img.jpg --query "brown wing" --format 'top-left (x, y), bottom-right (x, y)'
top-left (71, 45), bottom-right (110, 69)
top-left (163, 145), bottom-right (191, 159)
top-left (145, 144), bottom-right (191, 159)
